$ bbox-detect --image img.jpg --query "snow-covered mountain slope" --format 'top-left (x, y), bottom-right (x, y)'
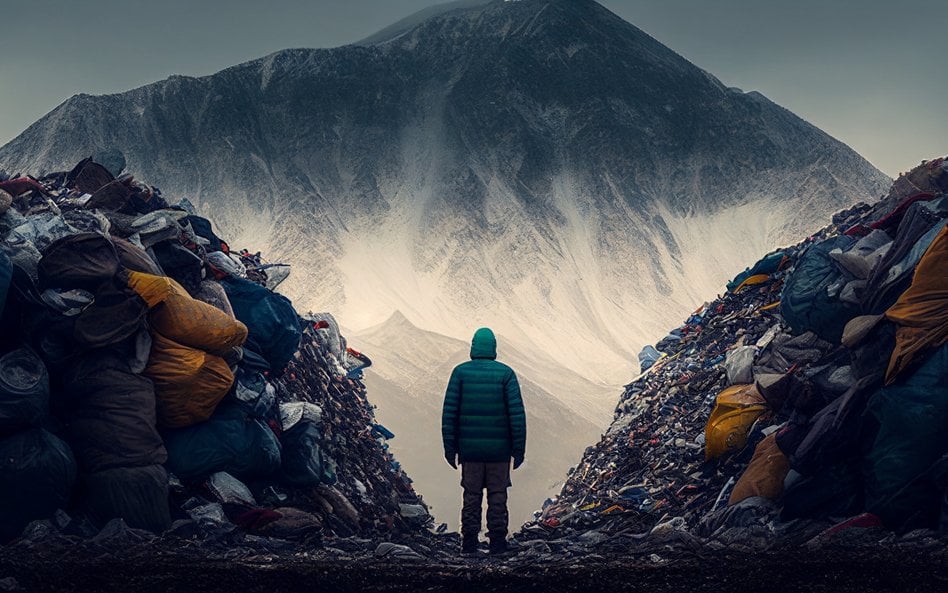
top-left (0, 0), bottom-right (890, 388)
top-left (350, 311), bottom-right (606, 528)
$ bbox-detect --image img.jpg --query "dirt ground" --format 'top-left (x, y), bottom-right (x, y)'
top-left (1, 549), bottom-right (946, 593)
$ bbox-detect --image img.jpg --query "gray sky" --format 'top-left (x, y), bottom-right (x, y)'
top-left (1, 0), bottom-right (944, 176)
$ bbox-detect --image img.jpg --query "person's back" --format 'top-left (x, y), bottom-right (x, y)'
top-left (441, 327), bottom-right (526, 556)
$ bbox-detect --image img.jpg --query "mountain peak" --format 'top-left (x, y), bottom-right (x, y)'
top-left (358, 0), bottom-right (639, 50)
top-left (0, 0), bottom-right (890, 384)
top-left (382, 310), bottom-right (415, 329)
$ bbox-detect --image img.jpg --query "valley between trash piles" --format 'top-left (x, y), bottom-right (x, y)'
top-left (0, 156), bottom-right (946, 593)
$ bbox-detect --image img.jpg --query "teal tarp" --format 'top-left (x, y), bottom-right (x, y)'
top-left (780, 237), bottom-right (858, 342)
top-left (727, 250), bottom-right (786, 292)
top-left (863, 345), bottom-right (948, 530)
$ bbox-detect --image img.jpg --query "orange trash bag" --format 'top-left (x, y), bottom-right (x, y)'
top-left (728, 432), bottom-right (790, 505)
top-left (145, 332), bottom-right (234, 428)
top-left (127, 271), bottom-right (247, 355)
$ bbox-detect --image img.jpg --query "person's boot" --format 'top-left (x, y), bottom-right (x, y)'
top-left (488, 537), bottom-right (508, 556)
top-left (461, 536), bottom-right (479, 557)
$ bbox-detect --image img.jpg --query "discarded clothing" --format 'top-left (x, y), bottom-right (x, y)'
top-left (80, 464), bottom-right (171, 534)
top-left (64, 351), bottom-right (167, 472)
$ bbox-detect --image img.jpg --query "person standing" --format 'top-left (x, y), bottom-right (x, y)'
top-left (441, 327), bottom-right (526, 556)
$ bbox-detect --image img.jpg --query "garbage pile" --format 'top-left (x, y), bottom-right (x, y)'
top-left (527, 157), bottom-right (948, 548)
top-left (0, 158), bottom-right (429, 546)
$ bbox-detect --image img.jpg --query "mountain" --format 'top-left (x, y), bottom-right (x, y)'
top-left (0, 0), bottom-right (889, 386)
top-left (350, 311), bottom-right (606, 529)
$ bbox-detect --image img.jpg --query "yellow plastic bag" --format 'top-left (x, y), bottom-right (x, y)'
top-left (705, 384), bottom-right (767, 460)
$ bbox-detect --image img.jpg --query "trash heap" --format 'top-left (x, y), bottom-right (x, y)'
top-left (0, 158), bottom-right (429, 547)
top-left (528, 157), bottom-right (948, 548)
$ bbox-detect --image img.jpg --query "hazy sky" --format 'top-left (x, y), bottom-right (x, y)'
top-left (1, 0), bottom-right (945, 176)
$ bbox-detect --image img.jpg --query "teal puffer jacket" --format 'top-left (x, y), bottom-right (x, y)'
top-left (441, 328), bottom-right (527, 463)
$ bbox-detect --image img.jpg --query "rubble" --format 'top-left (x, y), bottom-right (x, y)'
top-left (0, 159), bottom-right (431, 549)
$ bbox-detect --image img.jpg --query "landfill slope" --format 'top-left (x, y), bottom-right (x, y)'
top-left (0, 158), bottom-right (430, 552)
top-left (528, 157), bottom-right (948, 551)
top-left (0, 0), bottom-right (891, 388)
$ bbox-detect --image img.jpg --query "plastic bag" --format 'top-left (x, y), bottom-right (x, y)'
top-left (0, 347), bottom-right (50, 436)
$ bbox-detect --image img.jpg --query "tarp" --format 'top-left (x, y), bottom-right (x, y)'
top-left (145, 332), bottom-right (234, 428)
top-left (163, 402), bottom-right (282, 481)
top-left (780, 236), bottom-right (859, 343)
top-left (0, 428), bottom-right (77, 542)
top-left (127, 271), bottom-right (247, 355)
top-left (727, 251), bottom-right (787, 292)
top-left (221, 276), bottom-right (301, 372)
top-left (884, 226), bottom-right (947, 384)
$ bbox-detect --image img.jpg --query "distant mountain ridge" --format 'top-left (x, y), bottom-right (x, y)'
top-left (0, 0), bottom-right (890, 387)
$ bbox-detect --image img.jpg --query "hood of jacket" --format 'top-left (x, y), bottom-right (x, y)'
top-left (470, 327), bottom-right (497, 360)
